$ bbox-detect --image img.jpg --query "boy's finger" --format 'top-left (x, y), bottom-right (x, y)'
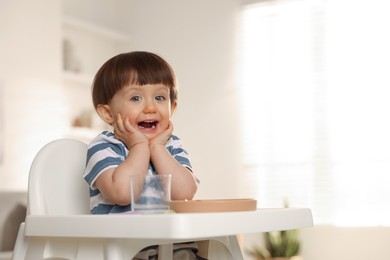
top-left (114, 114), bottom-right (125, 133)
top-left (123, 117), bottom-right (136, 132)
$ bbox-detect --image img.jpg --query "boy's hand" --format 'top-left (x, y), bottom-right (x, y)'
top-left (113, 114), bottom-right (148, 149)
top-left (150, 121), bottom-right (174, 147)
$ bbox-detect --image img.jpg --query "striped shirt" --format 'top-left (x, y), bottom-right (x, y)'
top-left (83, 131), bottom-right (193, 214)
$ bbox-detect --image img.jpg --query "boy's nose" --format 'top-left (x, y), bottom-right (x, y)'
top-left (143, 99), bottom-right (156, 113)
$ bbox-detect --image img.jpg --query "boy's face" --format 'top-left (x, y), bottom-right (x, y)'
top-left (103, 83), bottom-right (175, 140)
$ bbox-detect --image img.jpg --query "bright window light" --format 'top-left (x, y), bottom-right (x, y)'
top-left (240, 0), bottom-right (390, 226)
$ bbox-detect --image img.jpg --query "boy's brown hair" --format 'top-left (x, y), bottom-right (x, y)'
top-left (92, 51), bottom-right (178, 108)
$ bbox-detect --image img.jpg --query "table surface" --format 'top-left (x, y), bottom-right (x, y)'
top-left (25, 208), bottom-right (313, 240)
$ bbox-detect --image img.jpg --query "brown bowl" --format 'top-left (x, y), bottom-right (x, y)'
top-left (169, 199), bottom-right (257, 213)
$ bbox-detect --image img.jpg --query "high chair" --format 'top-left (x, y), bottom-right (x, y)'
top-left (12, 138), bottom-right (313, 260)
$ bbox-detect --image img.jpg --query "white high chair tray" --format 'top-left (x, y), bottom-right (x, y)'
top-left (24, 208), bottom-right (313, 240)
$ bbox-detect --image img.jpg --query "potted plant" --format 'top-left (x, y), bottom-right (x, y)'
top-left (247, 228), bottom-right (301, 260)
top-left (247, 200), bottom-right (301, 260)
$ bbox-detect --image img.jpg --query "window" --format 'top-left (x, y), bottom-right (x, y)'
top-left (240, 0), bottom-right (390, 226)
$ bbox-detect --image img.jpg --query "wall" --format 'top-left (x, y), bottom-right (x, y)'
top-left (0, 0), bottom-right (65, 190)
top-left (0, 0), bottom-right (242, 197)
top-left (120, 0), bottom-right (242, 199)
top-left (299, 226), bottom-right (390, 260)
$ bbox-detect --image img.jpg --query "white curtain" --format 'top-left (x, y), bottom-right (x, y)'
top-left (239, 0), bottom-right (390, 225)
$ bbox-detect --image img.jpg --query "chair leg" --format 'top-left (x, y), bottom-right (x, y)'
top-left (104, 239), bottom-right (124, 260)
top-left (158, 244), bottom-right (173, 260)
top-left (205, 236), bottom-right (244, 260)
top-left (196, 240), bottom-right (210, 259)
top-left (11, 223), bottom-right (28, 260)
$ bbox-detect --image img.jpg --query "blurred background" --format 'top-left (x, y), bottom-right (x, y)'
top-left (1, 0), bottom-right (390, 259)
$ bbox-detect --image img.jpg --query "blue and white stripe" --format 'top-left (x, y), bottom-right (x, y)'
top-left (83, 131), bottom-right (193, 214)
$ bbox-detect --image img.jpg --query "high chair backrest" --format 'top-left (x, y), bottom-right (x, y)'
top-left (27, 139), bottom-right (90, 215)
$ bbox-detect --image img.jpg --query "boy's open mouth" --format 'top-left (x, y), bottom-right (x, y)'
top-left (138, 120), bottom-right (158, 129)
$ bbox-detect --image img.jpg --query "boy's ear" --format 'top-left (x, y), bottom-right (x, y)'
top-left (170, 102), bottom-right (177, 115)
top-left (96, 104), bottom-right (114, 124)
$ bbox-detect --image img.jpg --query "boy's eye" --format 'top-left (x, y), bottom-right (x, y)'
top-left (155, 96), bottom-right (166, 101)
top-left (130, 96), bottom-right (141, 102)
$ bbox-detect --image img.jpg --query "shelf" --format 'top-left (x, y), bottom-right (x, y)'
top-left (62, 15), bottom-right (130, 42)
top-left (62, 15), bottom-right (131, 81)
top-left (62, 70), bottom-right (94, 86)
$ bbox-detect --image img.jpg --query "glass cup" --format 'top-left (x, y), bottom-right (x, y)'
top-left (130, 174), bottom-right (171, 213)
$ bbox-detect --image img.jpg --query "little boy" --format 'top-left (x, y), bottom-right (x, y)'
top-left (83, 51), bottom-right (200, 259)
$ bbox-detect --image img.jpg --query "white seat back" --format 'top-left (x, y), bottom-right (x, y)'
top-left (27, 139), bottom-right (90, 215)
